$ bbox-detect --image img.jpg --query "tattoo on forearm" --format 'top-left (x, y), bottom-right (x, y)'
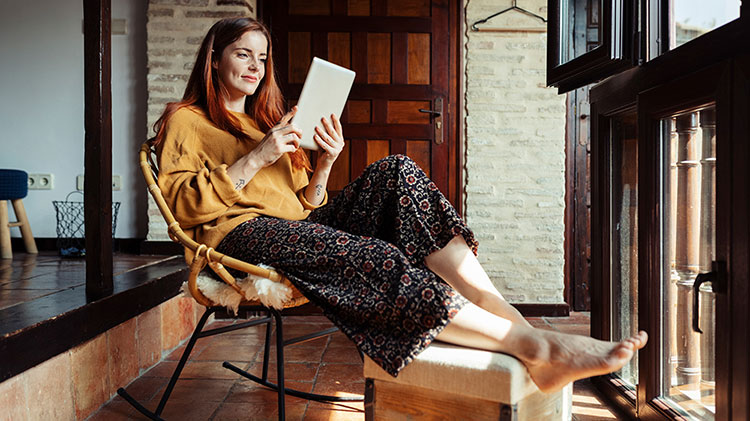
top-left (235, 178), bottom-right (246, 190)
top-left (315, 184), bottom-right (323, 196)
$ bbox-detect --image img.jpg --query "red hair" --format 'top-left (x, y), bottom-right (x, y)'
top-left (151, 17), bottom-right (310, 171)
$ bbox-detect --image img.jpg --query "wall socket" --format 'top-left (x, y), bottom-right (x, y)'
top-left (76, 175), bottom-right (122, 191)
top-left (28, 173), bottom-right (54, 190)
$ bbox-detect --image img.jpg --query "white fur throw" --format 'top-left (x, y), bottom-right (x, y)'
top-left (181, 264), bottom-right (292, 313)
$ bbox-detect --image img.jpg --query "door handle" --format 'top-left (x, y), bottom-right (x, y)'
top-left (418, 98), bottom-right (444, 144)
top-left (692, 260), bottom-right (726, 334)
top-left (418, 109), bottom-right (442, 117)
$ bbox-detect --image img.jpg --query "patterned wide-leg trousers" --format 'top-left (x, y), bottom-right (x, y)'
top-left (216, 155), bottom-right (478, 376)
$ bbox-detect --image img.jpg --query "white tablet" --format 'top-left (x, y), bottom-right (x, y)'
top-left (291, 57), bottom-right (356, 150)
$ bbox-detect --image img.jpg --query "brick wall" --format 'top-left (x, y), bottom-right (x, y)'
top-left (146, 0), bottom-right (257, 240)
top-left (463, 0), bottom-right (567, 303)
top-left (0, 295), bottom-right (203, 420)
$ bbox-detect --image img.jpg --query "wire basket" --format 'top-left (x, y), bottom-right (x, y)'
top-left (52, 191), bottom-right (120, 257)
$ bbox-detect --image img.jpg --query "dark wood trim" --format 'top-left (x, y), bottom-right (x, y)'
top-left (0, 258), bottom-right (185, 383)
top-left (563, 94), bottom-right (574, 308)
top-left (729, 54), bottom-right (750, 421)
top-left (547, 0), bottom-right (634, 92)
top-left (139, 240), bottom-right (183, 256)
top-left (10, 238), bottom-right (183, 256)
top-left (286, 16), bottom-right (432, 32)
top-left (636, 62), bottom-right (730, 420)
top-left (590, 19), bottom-right (749, 112)
top-left (591, 376), bottom-right (637, 420)
top-left (454, 0), bottom-right (464, 217)
top-left (82, 0), bottom-right (113, 301)
top-left (512, 303), bottom-right (570, 317)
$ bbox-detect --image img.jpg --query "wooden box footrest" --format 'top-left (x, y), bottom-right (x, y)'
top-left (363, 342), bottom-right (572, 421)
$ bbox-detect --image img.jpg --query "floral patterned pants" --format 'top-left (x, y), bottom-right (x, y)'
top-left (216, 155), bottom-right (477, 376)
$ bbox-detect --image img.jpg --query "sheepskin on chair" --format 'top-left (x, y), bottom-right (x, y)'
top-left (181, 264), bottom-right (292, 314)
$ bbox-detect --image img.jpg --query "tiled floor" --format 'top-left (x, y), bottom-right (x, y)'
top-left (0, 252), bottom-right (166, 311)
top-left (96, 311), bottom-right (626, 420)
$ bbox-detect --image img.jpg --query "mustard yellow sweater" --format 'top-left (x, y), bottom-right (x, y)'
top-left (156, 106), bottom-right (326, 257)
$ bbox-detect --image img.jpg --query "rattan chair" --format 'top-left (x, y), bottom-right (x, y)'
top-left (116, 142), bottom-right (362, 420)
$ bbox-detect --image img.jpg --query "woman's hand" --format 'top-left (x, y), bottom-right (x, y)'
top-left (251, 106), bottom-right (303, 168)
top-left (227, 107), bottom-right (302, 190)
top-left (314, 114), bottom-right (344, 169)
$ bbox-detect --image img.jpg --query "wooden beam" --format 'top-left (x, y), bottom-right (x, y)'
top-left (82, 0), bottom-right (113, 300)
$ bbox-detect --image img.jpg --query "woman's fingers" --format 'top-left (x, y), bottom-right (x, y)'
top-left (313, 133), bottom-right (332, 153)
top-left (331, 113), bottom-right (343, 137)
top-left (277, 106), bottom-right (298, 126)
top-left (314, 125), bottom-right (335, 146)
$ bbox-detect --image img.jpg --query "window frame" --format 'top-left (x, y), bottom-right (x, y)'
top-left (546, 0), bottom-right (635, 93)
top-left (588, 13), bottom-right (750, 421)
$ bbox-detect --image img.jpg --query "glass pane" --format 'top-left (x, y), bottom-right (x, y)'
top-left (661, 105), bottom-right (716, 420)
top-left (670, 0), bottom-right (741, 49)
top-left (559, 0), bottom-right (602, 64)
top-left (610, 114), bottom-right (638, 389)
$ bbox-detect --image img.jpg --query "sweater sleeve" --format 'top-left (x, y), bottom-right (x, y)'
top-left (156, 111), bottom-right (241, 229)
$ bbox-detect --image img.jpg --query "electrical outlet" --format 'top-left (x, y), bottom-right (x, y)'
top-left (28, 173), bottom-right (54, 190)
top-left (112, 175), bottom-right (121, 191)
top-left (76, 174), bottom-right (122, 191)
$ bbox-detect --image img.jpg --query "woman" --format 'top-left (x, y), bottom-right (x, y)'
top-left (155, 17), bottom-right (646, 393)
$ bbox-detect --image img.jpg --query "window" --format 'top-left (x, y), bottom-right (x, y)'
top-left (548, 0), bottom-right (743, 91)
top-left (557, 0), bottom-right (750, 419)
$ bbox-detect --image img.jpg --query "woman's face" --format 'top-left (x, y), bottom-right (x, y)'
top-left (214, 30), bottom-right (268, 104)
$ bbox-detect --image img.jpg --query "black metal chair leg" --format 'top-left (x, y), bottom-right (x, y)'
top-left (117, 308), bottom-right (215, 420)
top-left (221, 308), bottom-right (364, 405)
top-left (272, 308), bottom-right (286, 421)
top-left (262, 315), bottom-right (273, 381)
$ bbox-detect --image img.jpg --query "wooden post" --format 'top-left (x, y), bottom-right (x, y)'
top-left (698, 108), bottom-right (716, 384)
top-left (673, 112), bottom-right (702, 387)
top-left (83, 0), bottom-right (113, 300)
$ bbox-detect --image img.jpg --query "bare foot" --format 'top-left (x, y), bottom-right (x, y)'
top-left (522, 330), bottom-right (648, 393)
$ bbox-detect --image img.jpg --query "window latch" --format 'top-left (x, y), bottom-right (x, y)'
top-left (692, 260), bottom-right (726, 333)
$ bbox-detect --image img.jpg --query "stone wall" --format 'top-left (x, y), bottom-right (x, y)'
top-left (463, 0), bottom-right (567, 303)
top-left (146, 0), bottom-right (257, 240)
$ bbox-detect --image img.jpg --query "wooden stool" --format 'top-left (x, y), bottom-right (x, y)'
top-left (0, 169), bottom-right (38, 259)
top-left (364, 342), bottom-right (572, 421)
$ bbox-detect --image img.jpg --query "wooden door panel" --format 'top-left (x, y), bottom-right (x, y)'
top-left (387, 0), bottom-right (430, 16)
top-left (386, 101), bottom-right (431, 124)
top-left (407, 33), bottom-right (431, 84)
top-left (264, 0), bottom-right (456, 206)
top-left (347, 0), bottom-right (370, 16)
top-left (327, 33), bottom-right (351, 67)
top-left (367, 34), bottom-right (391, 83)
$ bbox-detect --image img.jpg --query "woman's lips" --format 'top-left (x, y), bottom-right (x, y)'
top-left (242, 76), bottom-right (258, 82)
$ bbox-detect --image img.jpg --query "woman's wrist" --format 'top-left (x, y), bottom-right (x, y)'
top-left (228, 153), bottom-right (263, 190)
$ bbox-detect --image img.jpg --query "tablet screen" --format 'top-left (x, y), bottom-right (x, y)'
top-left (291, 57), bottom-right (356, 150)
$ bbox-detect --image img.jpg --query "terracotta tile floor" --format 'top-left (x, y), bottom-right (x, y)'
top-left (97, 312), bottom-right (625, 420)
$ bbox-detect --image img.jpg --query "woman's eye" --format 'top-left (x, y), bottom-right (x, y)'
top-left (237, 53), bottom-right (248, 58)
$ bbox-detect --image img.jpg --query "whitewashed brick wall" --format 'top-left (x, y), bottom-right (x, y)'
top-left (463, 0), bottom-right (567, 303)
top-left (145, 0), bottom-right (256, 240)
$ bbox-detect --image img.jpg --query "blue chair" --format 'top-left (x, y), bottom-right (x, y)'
top-left (0, 169), bottom-right (37, 259)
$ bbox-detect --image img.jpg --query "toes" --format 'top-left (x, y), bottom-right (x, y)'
top-left (610, 345), bottom-right (634, 362)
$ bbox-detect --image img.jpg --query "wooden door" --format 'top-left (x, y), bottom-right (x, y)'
top-left (261, 0), bottom-right (461, 210)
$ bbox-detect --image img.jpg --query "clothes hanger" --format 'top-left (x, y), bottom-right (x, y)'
top-left (470, 0), bottom-right (548, 32)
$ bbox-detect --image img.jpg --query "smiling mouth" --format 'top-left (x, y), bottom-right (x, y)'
top-left (242, 76), bottom-right (258, 82)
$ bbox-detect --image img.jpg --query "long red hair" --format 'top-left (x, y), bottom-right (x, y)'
top-left (151, 17), bottom-right (310, 170)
